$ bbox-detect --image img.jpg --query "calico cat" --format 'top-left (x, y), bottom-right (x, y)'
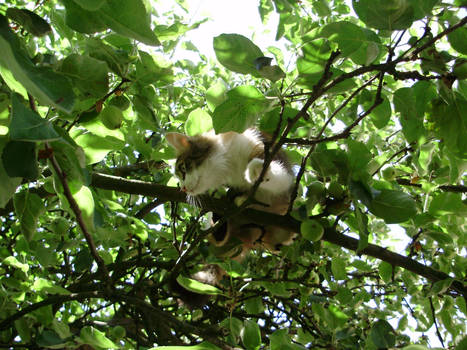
top-left (166, 128), bottom-right (295, 305)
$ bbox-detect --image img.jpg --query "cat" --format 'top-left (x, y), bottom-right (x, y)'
top-left (166, 128), bottom-right (295, 306)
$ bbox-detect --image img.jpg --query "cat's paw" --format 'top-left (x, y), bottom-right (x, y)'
top-left (245, 158), bottom-right (270, 184)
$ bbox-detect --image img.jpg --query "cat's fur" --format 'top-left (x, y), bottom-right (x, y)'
top-left (166, 128), bottom-right (295, 305)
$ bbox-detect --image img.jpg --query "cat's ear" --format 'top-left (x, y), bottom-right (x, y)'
top-left (166, 132), bottom-right (190, 154)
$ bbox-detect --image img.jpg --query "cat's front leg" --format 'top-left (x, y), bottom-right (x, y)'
top-left (245, 158), bottom-right (293, 192)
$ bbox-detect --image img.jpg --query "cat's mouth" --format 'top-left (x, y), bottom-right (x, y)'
top-left (183, 178), bottom-right (201, 195)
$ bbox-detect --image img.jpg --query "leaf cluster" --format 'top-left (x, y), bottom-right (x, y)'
top-left (0, 0), bottom-right (466, 349)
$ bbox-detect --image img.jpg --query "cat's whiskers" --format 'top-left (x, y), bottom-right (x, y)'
top-left (186, 194), bottom-right (202, 207)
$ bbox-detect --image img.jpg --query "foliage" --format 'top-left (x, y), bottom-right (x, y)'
top-left (0, 0), bottom-right (466, 349)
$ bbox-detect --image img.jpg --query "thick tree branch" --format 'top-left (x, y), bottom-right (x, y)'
top-left (90, 173), bottom-right (467, 299)
top-left (0, 291), bottom-right (100, 331)
top-left (396, 178), bottom-right (467, 193)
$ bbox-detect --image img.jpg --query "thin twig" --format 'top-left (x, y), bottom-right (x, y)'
top-left (429, 297), bottom-right (445, 348)
top-left (135, 199), bottom-right (163, 219)
top-left (371, 144), bottom-right (414, 176)
top-left (319, 74), bottom-right (379, 137)
top-left (45, 143), bottom-right (111, 286)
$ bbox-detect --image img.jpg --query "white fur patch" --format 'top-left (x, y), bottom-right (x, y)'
top-left (245, 158), bottom-right (293, 193)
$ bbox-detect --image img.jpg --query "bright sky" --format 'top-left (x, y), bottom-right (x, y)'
top-left (174, 0), bottom-right (282, 59)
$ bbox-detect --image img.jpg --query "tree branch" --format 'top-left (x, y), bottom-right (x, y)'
top-left (90, 173), bottom-right (467, 299)
top-left (46, 143), bottom-right (111, 286)
top-left (0, 291), bottom-right (100, 330)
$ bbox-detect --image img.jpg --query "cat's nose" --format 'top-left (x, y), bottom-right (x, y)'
top-left (181, 186), bottom-right (187, 192)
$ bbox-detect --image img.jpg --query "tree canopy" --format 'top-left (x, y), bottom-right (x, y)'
top-left (0, 0), bottom-right (466, 349)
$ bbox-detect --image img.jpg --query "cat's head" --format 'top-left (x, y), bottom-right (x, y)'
top-left (166, 132), bottom-right (226, 196)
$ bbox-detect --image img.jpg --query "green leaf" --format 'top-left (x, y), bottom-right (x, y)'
top-left (348, 28), bottom-right (383, 65)
top-left (428, 193), bottom-right (467, 216)
top-left (455, 336), bottom-right (467, 350)
top-left (270, 329), bottom-right (305, 350)
top-left (245, 296), bottom-right (264, 314)
top-left (347, 139), bottom-right (372, 176)
top-left (72, 185), bottom-right (95, 233)
top-left (261, 282), bottom-right (291, 297)
top-left (378, 261), bottom-right (393, 283)
top-left (258, 65), bottom-right (286, 82)
top-left (185, 108), bottom-right (213, 136)
top-left (355, 207), bottom-right (369, 252)
top-left (206, 81), bottom-right (227, 112)
top-left (62, 0), bottom-right (160, 46)
top-left (80, 326), bottom-right (118, 349)
top-left (213, 34), bottom-right (264, 75)
top-left (326, 69), bottom-right (358, 94)
top-left (14, 191), bottom-right (45, 241)
top-left (6, 8), bottom-right (51, 36)
top-left (155, 19), bottom-right (208, 42)
top-left (259, 107), bottom-right (300, 134)
top-left (149, 342), bottom-right (221, 350)
top-left (73, 249), bottom-right (94, 272)
top-left (309, 148), bottom-right (349, 179)
top-left (335, 286), bottom-right (353, 304)
top-left (74, 132), bottom-right (125, 164)
top-left (448, 26), bottom-right (467, 55)
top-left (14, 317), bottom-right (31, 343)
top-left (32, 278), bottom-right (70, 295)
top-left (3, 256), bottom-right (29, 273)
top-left (349, 180), bottom-right (374, 207)
top-left (85, 38), bottom-right (133, 77)
top-left (394, 87), bottom-right (424, 143)
top-left (0, 137), bottom-right (22, 208)
top-left (176, 275), bottom-right (224, 296)
top-left (259, 0), bottom-right (274, 23)
top-left (352, 0), bottom-right (437, 31)
top-left (135, 51), bottom-right (174, 85)
top-left (62, 0), bottom-right (107, 33)
top-left (73, 0), bottom-right (106, 11)
top-left (0, 14), bottom-right (74, 113)
top-left (297, 38), bottom-right (331, 83)
top-left (241, 320), bottom-right (261, 350)
top-left (33, 245), bottom-right (58, 267)
top-left (98, 0), bottom-right (160, 46)
top-left (0, 65), bottom-right (28, 98)
top-left (10, 94), bottom-right (60, 141)
top-left (331, 257), bottom-right (347, 280)
top-left (369, 189), bottom-right (418, 223)
top-left (212, 85), bottom-right (268, 133)
top-left (431, 96), bottom-right (467, 159)
top-left (369, 320), bottom-right (396, 348)
top-left (401, 346), bottom-right (429, 350)
top-left (328, 304), bottom-right (349, 327)
top-left (429, 278), bottom-right (453, 296)
top-left (1, 140), bottom-right (38, 180)
top-left (312, 0), bottom-right (332, 16)
top-left (368, 94), bottom-right (391, 128)
top-left (51, 319), bottom-right (72, 340)
top-left (36, 330), bottom-right (66, 347)
top-left (50, 135), bottom-right (86, 191)
top-left (319, 21), bottom-right (365, 57)
top-left (60, 54), bottom-right (109, 98)
top-left (32, 305), bottom-right (54, 327)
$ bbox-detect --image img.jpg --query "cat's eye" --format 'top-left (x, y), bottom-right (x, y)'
top-left (177, 162), bottom-right (186, 179)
